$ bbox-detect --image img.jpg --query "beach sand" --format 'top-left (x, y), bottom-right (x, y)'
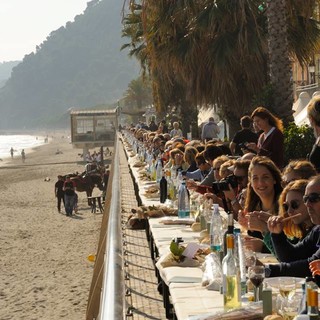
top-left (0, 133), bottom-right (104, 320)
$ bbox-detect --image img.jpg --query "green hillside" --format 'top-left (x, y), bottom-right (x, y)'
top-left (0, 0), bottom-right (139, 129)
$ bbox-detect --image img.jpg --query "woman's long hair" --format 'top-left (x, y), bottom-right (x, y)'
top-left (279, 179), bottom-right (311, 239)
top-left (251, 106), bottom-right (284, 132)
top-left (245, 156), bottom-right (283, 213)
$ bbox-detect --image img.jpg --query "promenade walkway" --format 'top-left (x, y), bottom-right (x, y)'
top-left (119, 143), bottom-right (167, 319)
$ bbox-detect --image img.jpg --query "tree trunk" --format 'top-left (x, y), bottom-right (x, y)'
top-left (266, 0), bottom-right (294, 123)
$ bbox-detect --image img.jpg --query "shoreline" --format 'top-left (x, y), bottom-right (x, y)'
top-left (0, 129), bottom-right (70, 160)
top-left (0, 132), bottom-right (103, 319)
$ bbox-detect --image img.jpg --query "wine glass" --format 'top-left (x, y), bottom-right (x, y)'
top-left (279, 293), bottom-right (301, 320)
top-left (190, 200), bottom-right (200, 221)
top-left (278, 278), bottom-right (296, 300)
top-left (248, 266), bottom-right (265, 302)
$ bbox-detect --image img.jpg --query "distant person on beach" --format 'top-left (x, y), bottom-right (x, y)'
top-left (10, 147), bottom-right (14, 159)
top-left (21, 149), bottom-right (26, 163)
top-left (54, 175), bottom-right (65, 213)
top-left (63, 176), bottom-right (76, 216)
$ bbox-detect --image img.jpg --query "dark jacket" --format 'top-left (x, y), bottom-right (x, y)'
top-left (268, 226), bottom-right (320, 277)
top-left (257, 127), bottom-right (284, 169)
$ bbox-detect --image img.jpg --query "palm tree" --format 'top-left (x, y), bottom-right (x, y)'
top-left (123, 76), bottom-right (153, 109)
top-left (122, 0), bottom-right (320, 134)
top-left (266, 0), bottom-right (320, 123)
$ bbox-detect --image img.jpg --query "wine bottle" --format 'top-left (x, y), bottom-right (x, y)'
top-left (223, 212), bottom-right (234, 256)
top-left (307, 278), bottom-right (319, 319)
top-left (222, 234), bottom-right (241, 310)
top-left (159, 171), bottom-right (167, 203)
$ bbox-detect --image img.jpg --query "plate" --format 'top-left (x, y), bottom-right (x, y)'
top-left (264, 277), bottom-right (304, 289)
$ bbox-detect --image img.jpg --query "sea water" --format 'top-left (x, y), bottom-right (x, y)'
top-left (0, 135), bottom-right (46, 160)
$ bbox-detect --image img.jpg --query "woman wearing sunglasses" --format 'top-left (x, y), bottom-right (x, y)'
top-left (238, 156), bottom-right (283, 253)
top-left (278, 180), bottom-right (314, 246)
top-left (265, 175), bottom-right (320, 277)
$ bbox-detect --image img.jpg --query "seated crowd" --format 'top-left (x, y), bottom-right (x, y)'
top-left (127, 100), bottom-right (320, 280)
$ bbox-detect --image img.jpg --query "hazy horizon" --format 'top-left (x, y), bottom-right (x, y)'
top-left (0, 0), bottom-right (89, 62)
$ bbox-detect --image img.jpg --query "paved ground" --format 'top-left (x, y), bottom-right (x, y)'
top-left (119, 143), bottom-right (167, 320)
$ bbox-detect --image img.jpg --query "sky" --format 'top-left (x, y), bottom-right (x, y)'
top-left (0, 0), bottom-right (89, 62)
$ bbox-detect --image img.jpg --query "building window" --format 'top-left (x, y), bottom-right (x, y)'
top-left (76, 118), bottom-right (94, 133)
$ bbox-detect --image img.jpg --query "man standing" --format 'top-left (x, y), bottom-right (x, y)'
top-left (229, 115), bottom-right (258, 155)
top-left (54, 175), bottom-right (65, 213)
top-left (201, 117), bottom-right (220, 142)
top-left (63, 176), bottom-right (76, 216)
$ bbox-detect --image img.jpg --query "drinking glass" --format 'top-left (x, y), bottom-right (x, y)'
top-left (248, 266), bottom-right (265, 302)
top-left (279, 293), bottom-right (301, 320)
top-left (278, 278), bottom-right (296, 300)
top-left (190, 200), bottom-right (200, 221)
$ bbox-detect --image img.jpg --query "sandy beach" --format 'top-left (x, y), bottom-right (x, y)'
top-left (0, 133), bottom-right (104, 320)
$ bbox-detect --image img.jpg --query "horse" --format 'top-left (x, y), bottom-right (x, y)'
top-left (62, 173), bottom-right (104, 206)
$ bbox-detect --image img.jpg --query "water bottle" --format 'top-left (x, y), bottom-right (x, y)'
top-left (156, 158), bottom-right (163, 183)
top-left (210, 203), bottom-right (223, 252)
top-left (178, 180), bottom-right (190, 218)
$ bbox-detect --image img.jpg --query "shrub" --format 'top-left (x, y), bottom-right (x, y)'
top-left (284, 122), bottom-right (314, 165)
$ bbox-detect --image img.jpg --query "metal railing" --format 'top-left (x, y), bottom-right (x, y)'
top-left (86, 133), bottom-right (125, 319)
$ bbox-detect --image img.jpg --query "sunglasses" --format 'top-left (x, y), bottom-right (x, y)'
top-left (213, 167), bottom-right (221, 171)
top-left (303, 193), bottom-right (320, 204)
top-left (282, 200), bottom-right (300, 212)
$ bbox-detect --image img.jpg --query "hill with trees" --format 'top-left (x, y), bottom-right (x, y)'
top-left (0, 0), bottom-right (139, 129)
top-left (0, 61), bottom-right (20, 88)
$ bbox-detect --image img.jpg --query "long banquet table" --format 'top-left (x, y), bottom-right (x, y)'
top-left (125, 146), bottom-right (241, 320)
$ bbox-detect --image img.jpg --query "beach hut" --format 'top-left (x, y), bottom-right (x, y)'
top-left (70, 108), bottom-right (118, 160)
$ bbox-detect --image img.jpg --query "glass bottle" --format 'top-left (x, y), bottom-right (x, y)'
top-left (222, 234), bottom-right (241, 310)
top-left (166, 170), bottom-right (176, 201)
top-left (210, 203), bottom-right (224, 253)
top-left (159, 171), bottom-right (167, 204)
top-left (234, 228), bottom-right (247, 296)
top-left (156, 158), bottom-right (163, 183)
top-left (307, 278), bottom-right (319, 319)
top-left (177, 181), bottom-right (190, 218)
top-left (223, 212), bottom-right (234, 256)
